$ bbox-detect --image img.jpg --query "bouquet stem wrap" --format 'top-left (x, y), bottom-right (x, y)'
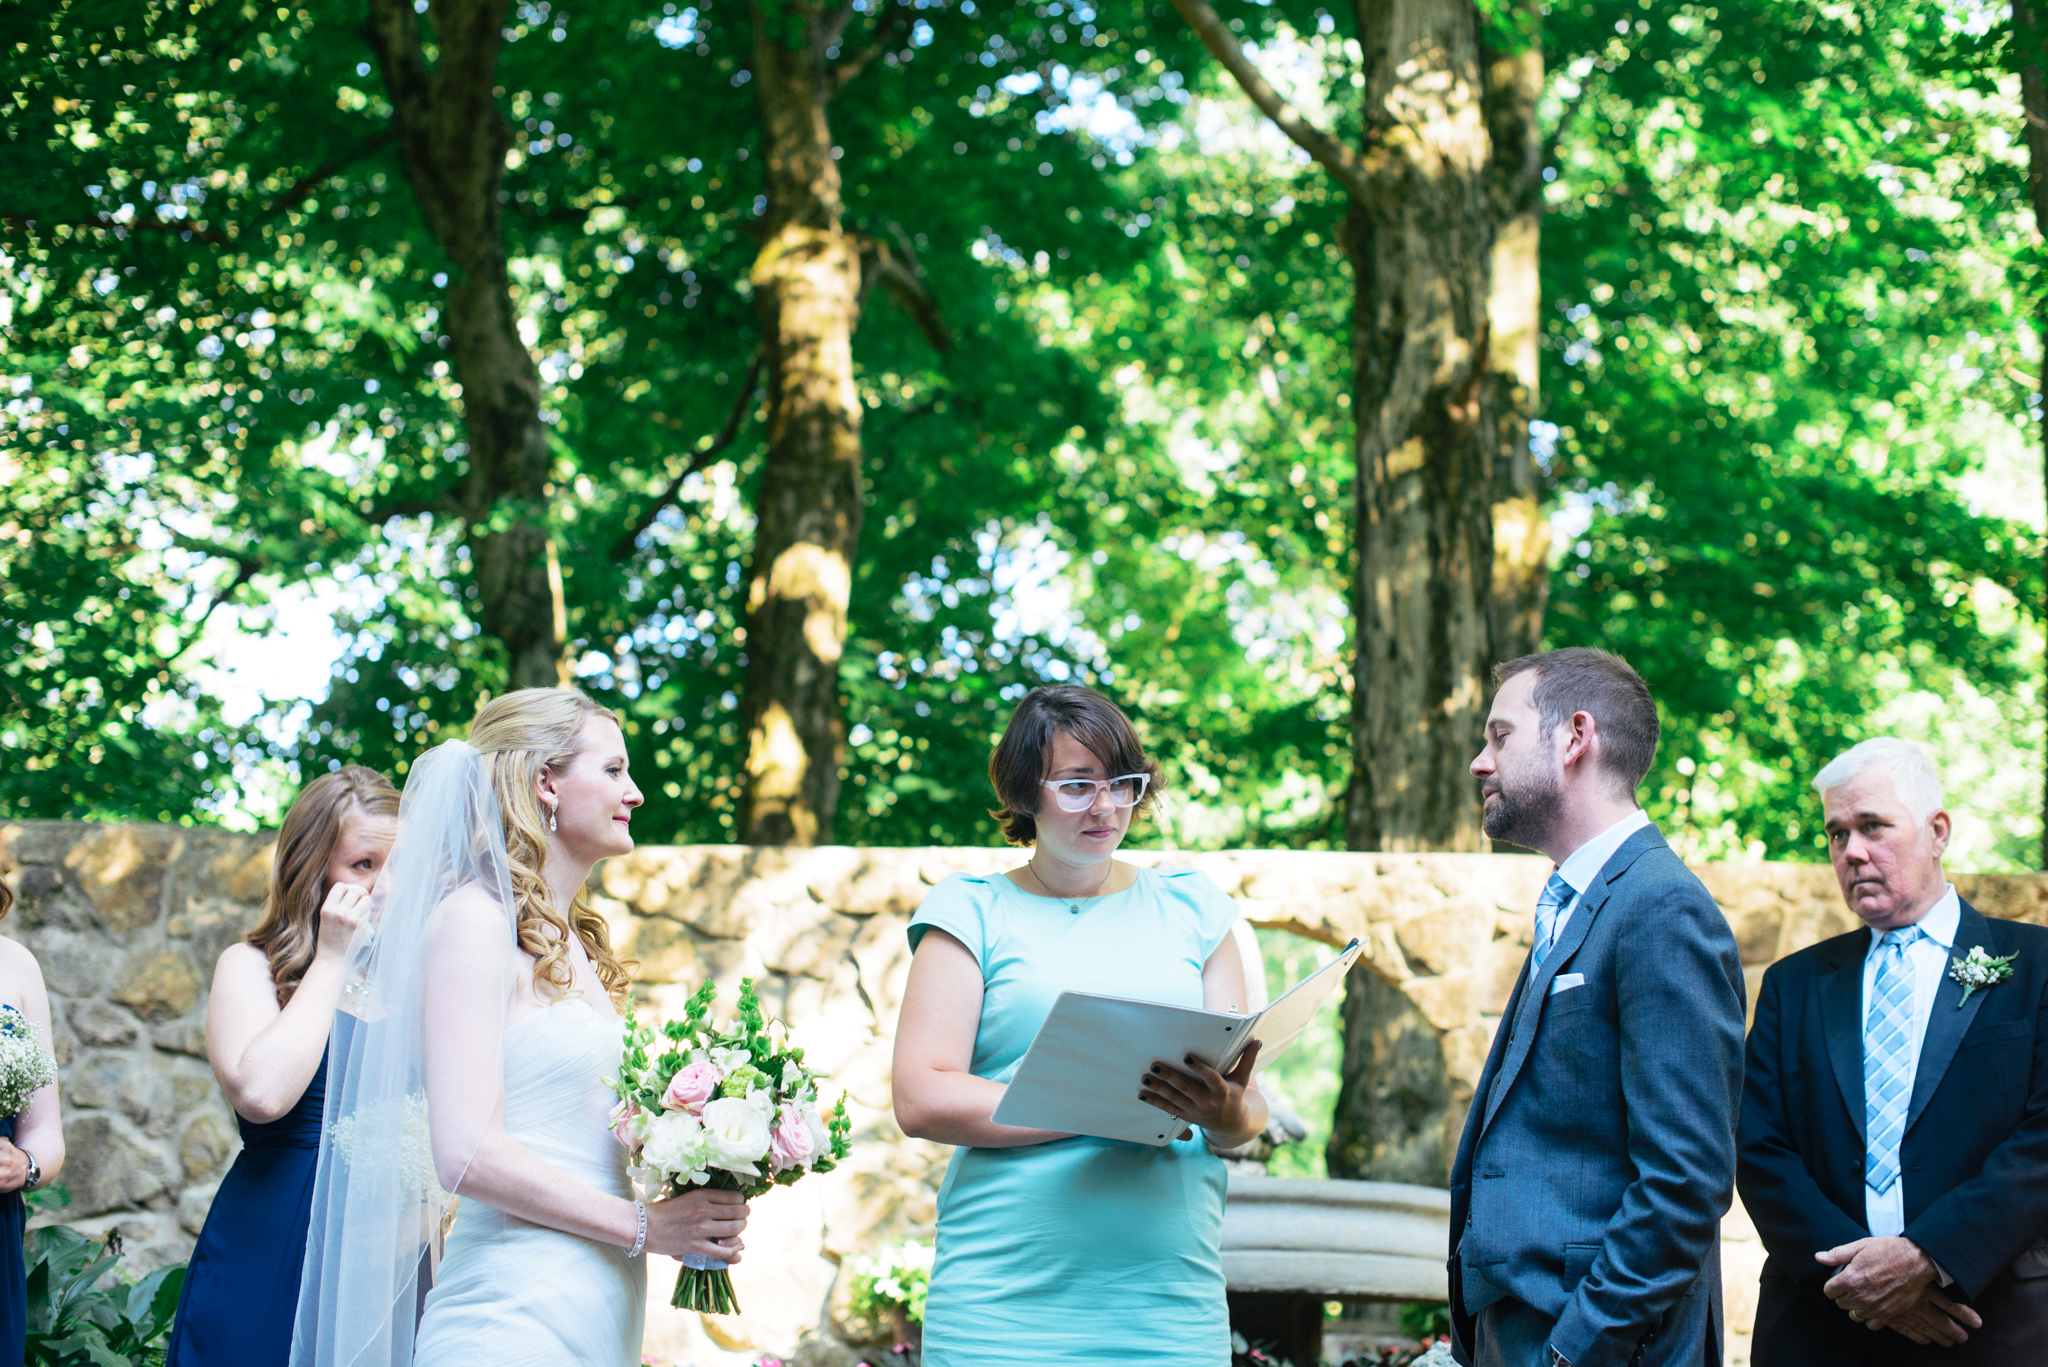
top-left (609, 979), bottom-right (852, 1316)
top-left (674, 1252), bottom-right (736, 1314)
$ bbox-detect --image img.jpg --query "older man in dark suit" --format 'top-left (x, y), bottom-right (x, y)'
top-left (1450, 648), bottom-right (1747, 1367)
top-left (1737, 737), bottom-right (2048, 1364)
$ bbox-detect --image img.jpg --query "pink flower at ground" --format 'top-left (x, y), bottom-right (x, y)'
top-left (663, 1060), bottom-right (723, 1114)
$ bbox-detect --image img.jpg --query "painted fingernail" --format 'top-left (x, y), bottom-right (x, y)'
top-left (1149, 1065), bottom-right (1161, 1074)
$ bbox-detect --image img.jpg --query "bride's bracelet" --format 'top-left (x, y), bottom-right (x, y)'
top-left (627, 1199), bottom-right (647, 1259)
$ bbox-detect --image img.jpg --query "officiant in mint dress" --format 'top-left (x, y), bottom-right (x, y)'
top-left (892, 685), bottom-right (1268, 1367)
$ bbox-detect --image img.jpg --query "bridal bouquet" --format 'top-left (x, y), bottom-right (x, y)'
top-left (0, 1005), bottom-right (56, 1117)
top-left (609, 977), bottom-right (851, 1314)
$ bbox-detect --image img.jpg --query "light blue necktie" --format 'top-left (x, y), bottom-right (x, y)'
top-left (1864, 927), bottom-right (1924, 1196)
top-left (1532, 871), bottom-right (1572, 971)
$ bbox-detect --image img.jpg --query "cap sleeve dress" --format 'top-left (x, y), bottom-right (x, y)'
top-left (907, 865), bottom-right (1241, 1367)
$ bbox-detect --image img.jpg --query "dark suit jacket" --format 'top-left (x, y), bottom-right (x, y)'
top-left (1736, 900), bottom-right (2048, 1349)
top-left (1449, 825), bottom-right (1748, 1367)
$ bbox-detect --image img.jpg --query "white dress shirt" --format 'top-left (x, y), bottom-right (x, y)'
top-left (1547, 807), bottom-right (1654, 943)
top-left (1862, 884), bottom-right (1960, 1238)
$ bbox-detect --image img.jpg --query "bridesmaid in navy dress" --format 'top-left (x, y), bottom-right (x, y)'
top-left (168, 767), bottom-right (397, 1367)
top-left (0, 870), bottom-right (67, 1364)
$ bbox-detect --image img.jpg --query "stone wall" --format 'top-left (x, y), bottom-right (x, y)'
top-left (3, 823), bottom-right (2043, 1365)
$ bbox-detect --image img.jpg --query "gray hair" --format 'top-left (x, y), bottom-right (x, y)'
top-left (1812, 737), bottom-right (1944, 826)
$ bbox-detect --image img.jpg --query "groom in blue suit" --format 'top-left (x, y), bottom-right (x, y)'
top-left (1449, 649), bottom-right (1746, 1367)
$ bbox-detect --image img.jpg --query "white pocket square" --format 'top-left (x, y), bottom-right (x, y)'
top-left (1549, 973), bottom-right (1586, 996)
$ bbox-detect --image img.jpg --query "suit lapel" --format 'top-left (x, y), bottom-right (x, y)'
top-left (1820, 943), bottom-right (1868, 1145)
top-left (1478, 827), bottom-right (1658, 1135)
top-left (1905, 900), bottom-right (1992, 1136)
top-left (1459, 956), bottom-right (1529, 1168)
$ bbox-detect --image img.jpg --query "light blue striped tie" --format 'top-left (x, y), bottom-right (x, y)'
top-left (1532, 871), bottom-right (1572, 971)
top-left (1864, 927), bottom-right (1923, 1196)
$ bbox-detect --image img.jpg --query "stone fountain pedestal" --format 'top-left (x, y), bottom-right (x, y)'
top-left (1222, 1173), bottom-right (1450, 1367)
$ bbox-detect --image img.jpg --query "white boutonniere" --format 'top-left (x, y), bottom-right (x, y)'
top-left (1947, 946), bottom-right (2018, 1008)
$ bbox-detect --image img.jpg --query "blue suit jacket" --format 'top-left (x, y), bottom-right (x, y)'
top-left (1448, 825), bottom-right (1747, 1367)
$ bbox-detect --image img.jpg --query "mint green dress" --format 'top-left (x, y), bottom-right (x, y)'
top-left (908, 867), bottom-right (1238, 1367)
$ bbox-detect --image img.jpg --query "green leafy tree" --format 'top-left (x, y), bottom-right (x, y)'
top-left (1539, 0), bottom-right (2042, 862)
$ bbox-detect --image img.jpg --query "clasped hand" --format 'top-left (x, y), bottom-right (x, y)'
top-left (1137, 1041), bottom-right (1261, 1143)
top-left (646, 1187), bottom-right (749, 1265)
top-left (1818, 1236), bottom-right (1982, 1347)
top-left (0, 1139), bottom-right (29, 1195)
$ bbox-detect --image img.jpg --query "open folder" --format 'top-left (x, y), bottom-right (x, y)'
top-left (989, 937), bottom-right (1364, 1146)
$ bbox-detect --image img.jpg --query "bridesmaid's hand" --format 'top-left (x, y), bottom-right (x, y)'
top-left (1138, 1041), bottom-right (1261, 1142)
top-left (645, 1187), bottom-right (749, 1264)
top-left (0, 1138), bottom-right (29, 1194)
top-left (313, 882), bottom-right (371, 962)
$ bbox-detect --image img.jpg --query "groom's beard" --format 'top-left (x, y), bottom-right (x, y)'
top-left (1482, 763), bottom-right (1563, 850)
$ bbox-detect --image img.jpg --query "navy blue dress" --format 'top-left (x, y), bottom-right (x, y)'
top-left (0, 1115), bottom-right (25, 1367)
top-left (167, 1021), bottom-right (343, 1367)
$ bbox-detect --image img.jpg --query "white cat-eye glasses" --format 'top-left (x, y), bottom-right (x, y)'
top-left (1039, 774), bottom-right (1151, 811)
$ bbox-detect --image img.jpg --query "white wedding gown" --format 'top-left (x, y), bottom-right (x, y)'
top-left (414, 998), bottom-right (647, 1365)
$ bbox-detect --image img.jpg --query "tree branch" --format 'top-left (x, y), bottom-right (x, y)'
top-left (1522, 78), bottom-right (1595, 206)
top-left (858, 229), bottom-right (951, 352)
top-left (1164, 0), bottom-right (1379, 202)
top-left (168, 553), bottom-right (264, 661)
top-left (825, 9), bottom-right (911, 99)
top-left (0, 212), bottom-right (228, 244)
top-left (263, 129), bottom-right (402, 221)
top-left (609, 353), bottom-right (764, 560)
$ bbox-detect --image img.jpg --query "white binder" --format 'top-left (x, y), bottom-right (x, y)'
top-left (989, 937), bottom-right (1364, 1146)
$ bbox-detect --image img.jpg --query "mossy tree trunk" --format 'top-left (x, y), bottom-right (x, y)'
top-left (365, 0), bottom-right (566, 690)
top-left (1170, 0), bottom-right (1544, 853)
top-left (738, 3), bottom-right (947, 844)
top-left (2019, 0), bottom-right (2048, 870)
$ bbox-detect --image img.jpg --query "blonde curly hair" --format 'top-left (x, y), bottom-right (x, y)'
top-left (468, 687), bottom-right (634, 1007)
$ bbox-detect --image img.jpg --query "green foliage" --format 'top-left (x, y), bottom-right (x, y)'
top-left (1538, 0), bottom-right (2043, 860)
top-left (1395, 1302), bottom-right (1451, 1341)
top-left (24, 1194), bottom-right (184, 1367)
top-left (1256, 930), bottom-right (1343, 1178)
top-left (0, 0), bottom-right (1176, 840)
top-left (5, 0), bottom-right (2042, 864)
top-left (845, 1238), bottom-right (934, 1338)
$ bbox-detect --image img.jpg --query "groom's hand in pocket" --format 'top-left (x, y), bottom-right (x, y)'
top-left (647, 1188), bottom-right (750, 1264)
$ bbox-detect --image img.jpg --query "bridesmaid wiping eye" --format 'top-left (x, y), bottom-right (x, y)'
top-left (166, 766), bottom-right (398, 1367)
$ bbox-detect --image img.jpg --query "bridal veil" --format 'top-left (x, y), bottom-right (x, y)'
top-left (290, 740), bottom-right (517, 1367)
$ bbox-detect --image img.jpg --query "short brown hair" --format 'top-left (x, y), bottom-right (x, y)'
top-left (988, 686), bottom-right (1162, 845)
top-left (1495, 647), bottom-right (1660, 794)
top-left (248, 766), bottom-right (400, 1006)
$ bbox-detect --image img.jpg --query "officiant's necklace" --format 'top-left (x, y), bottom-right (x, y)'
top-left (1023, 856), bottom-right (1114, 914)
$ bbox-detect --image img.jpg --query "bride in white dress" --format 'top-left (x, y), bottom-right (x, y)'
top-left (292, 689), bottom-right (749, 1367)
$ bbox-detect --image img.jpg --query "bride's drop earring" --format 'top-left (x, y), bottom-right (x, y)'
top-left (547, 803), bottom-right (558, 833)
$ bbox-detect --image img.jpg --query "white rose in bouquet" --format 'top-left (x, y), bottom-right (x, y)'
top-left (700, 1095), bottom-right (773, 1176)
top-left (641, 1109), bottom-right (712, 1185)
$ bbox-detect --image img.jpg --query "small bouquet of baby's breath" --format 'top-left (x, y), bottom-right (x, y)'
top-left (1948, 945), bottom-right (2018, 1007)
top-left (0, 1006), bottom-right (56, 1118)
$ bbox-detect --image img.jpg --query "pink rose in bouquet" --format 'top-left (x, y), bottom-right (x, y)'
top-left (769, 1101), bottom-right (825, 1172)
top-left (664, 1059), bottom-right (723, 1114)
top-left (609, 1098), bottom-right (642, 1151)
